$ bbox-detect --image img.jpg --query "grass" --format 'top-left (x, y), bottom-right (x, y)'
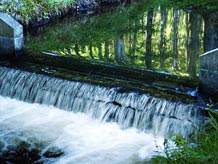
top-left (148, 108), bottom-right (218, 164)
top-left (0, 0), bottom-right (76, 24)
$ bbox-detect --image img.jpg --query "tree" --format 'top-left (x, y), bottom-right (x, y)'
top-left (104, 40), bottom-right (110, 61)
top-left (89, 44), bottom-right (94, 59)
top-left (114, 36), bottom-right (126, 64)
top-left (128, 21), bottom-right (138, 64)
top-left (172, 8), bottom-right (179, 71)
top-left (187, 12), bottom-right (202, 77)
top-left (185, 12), bottom-right (190, 69)
top-left (202, 11), bottom-right (218, 52)
top-left (145, 9), bottom-right (154, 69)
top-left (159, 6), bottom-right (167, 69)
top-left (74, 44), bottom-right (81, 57)
top-left (98, 43), bottom-right (103, 60)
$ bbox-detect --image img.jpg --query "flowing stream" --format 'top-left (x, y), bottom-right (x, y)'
top-left (0, 96), bottom-right (164, 164)
top-left (0, 66), bottom-right (204, 163)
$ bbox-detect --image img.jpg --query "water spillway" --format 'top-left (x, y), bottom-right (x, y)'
top-left (0, 66), bottom-right (203, 137)
top-left (0, 66), bottom-right (204, 163)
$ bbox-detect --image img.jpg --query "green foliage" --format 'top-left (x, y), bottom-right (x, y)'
top-left (25, 2), bottom-right (202, 76)
top-left (152, 0), bottom-right (218, 9)
top-left (25, 2), bottom-right (148, 52)
top-left (150, 108), bottom-right (218, 164)
top-left (1, 0), bottom-right (218, 25)
top-left (0, 0), bottom-right (75, 24)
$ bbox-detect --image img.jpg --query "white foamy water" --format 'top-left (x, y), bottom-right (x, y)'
top-left (0, 96), bottom-right (164, 164)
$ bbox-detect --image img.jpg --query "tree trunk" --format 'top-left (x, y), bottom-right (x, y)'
top-left (114, 36), bottom-right (126, 64)
top-left (89, 45), bottom-right (94, 59)
top-left (145, 9), bottom-right (154, 69)
top-left (98, 43), bottom-right (103, 60)
top-left (185, 13), bottom-right (190, 69)
top-left (132, 30), bottom-right (137, 63)
top-left (128, 33), bottom-right (132, 61)
top-left (172, 8), bottom-right (179, 71)
top-left (203, 11), bottom-right (218, 52)
top-left (128, 22), bottom-right (137, 64)
top-left (118, 36), bottom-right (126, 63)
top-left (74, 44), bottom-right (81, 57)
top-left (159, 7), bottom-right (167, 69)
top-left (104, 40), bottom-right (110, 61)
top-left (187, 12), bottom-right (202, 77)
top-left (114, 39), bottom-right (118, 63)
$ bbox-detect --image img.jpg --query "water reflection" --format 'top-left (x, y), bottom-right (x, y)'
top-left (26, 2), bottom-right (204, 76)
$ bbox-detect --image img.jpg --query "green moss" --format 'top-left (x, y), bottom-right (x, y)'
top-left (0, 0), bottom-right (76, 24)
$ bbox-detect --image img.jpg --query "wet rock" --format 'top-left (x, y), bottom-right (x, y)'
top-left (127, 106), bottom-right (136, 111)
top-left (0, 140), bottom-right (4, 150)
top-left (41, 67), bottom-right (56, 74)
top-left (4, 135), bottom-right (24, 148)
top-left (0, 141), bottom-right (41, 164)
top-left (43, 146), bottom-right (64, 158)
top-left (109, 101), bottom-right (122, 107)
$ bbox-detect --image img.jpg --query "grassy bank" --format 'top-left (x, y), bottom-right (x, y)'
top-left (0, 0), bottom-right (95, 25)
top-left (129, 107), bottom-right (218, 164)
top-left (1, 0), bottom-right (218, 26)
top-left (148, 108), bottom-right (218, 164)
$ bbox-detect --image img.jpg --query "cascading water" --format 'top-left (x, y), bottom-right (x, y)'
top-left (0, 67), bottom-right (204, 136)
top-left (0, 66), bottom-right (204, 163)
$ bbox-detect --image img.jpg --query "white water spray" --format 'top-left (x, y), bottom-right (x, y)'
top-left (0, 67), bottom-right (204, 138)
top-left (0, 66), bottom-right (204, 163)
top-left (0, 96), bottom-right (164, 164)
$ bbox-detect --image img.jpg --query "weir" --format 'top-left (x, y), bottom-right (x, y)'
top-left (0, 66), bottom-right (204, 138)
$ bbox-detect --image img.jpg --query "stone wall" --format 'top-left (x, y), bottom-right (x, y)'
top-left (199, 48), bottom-right (218, 99)
top-left (0, 12), bottom-right (23, 57)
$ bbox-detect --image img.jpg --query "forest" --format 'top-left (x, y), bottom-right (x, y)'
top-left (0, 0), bottom-right (218, 164)
top-left (21, 0), bottom-right (218, 77)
